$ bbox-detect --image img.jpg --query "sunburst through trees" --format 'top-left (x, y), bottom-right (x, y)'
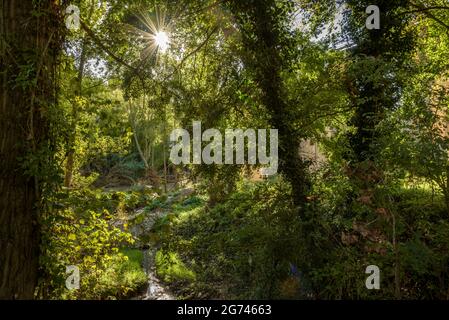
top-left (129, 8), bottom-right (172, 61)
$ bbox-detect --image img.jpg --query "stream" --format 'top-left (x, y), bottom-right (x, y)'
top-left (126, 208), bottom-right (176, 300)
top-left (139, 247), bottom-right (175, 300)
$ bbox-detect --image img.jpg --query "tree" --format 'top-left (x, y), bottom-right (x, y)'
top-left (227, 0), bottom-right (311, 209)
top-left (0, 1), bottom-right (63, 299)
top-left (343, 0), bottom-right (416, 163)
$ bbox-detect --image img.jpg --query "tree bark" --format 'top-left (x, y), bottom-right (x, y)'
top-left (0, 0), bottom-right (61, 299)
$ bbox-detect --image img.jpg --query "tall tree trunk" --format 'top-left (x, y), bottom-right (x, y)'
top-left (344, 0), bottom-right (415, 164)
top-left (162, 103), bottom-right (168, 194)
top-left (64, 41), bottom-right (87, 188)
top-left (342, 1), bottom-right (415, 300)
top-left (0, 0), bottom-right (61, 299)
top-left (228, 0), bottom-right (310, 209)
top-left (129, 97), bottom-right (150, 170)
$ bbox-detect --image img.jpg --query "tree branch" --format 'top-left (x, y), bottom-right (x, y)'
top-left (409, 1), bottom-right (449, 31)
top-left (80, 20), bottom-right (140, 74)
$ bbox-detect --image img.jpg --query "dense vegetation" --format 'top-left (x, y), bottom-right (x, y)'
top-left (2, 0), bottom-right (449, 300)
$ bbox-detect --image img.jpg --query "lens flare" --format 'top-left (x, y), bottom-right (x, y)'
top-left (128, 8), bottom-right (172, 62)
top-left (154, 31), bottom-right (170, 52)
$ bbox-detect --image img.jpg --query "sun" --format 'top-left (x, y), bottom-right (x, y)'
top-left (153, 31), bottom-right (170, 52)
top-left (128, 9), bottom-right (172, 61)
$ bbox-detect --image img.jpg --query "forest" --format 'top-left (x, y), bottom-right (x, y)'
top-left (1, 0), bottom-right (449, 300)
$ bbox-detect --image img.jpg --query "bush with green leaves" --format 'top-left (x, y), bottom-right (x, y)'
top-left (157, 178), bottom-right (306, 299)
top-left (38, 189), bottom-right (147, 299)
top-left (154, 169), bottom-right (449, 299)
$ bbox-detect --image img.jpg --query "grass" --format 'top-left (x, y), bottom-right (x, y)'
top-left (97, 248), bottom-right (147, 299)
top-left (121, 248), bottom-right (144, 267)
top-left (156, 250), bottom-right (196, 283)
top-left (118, 249), bottom-right (147, 294)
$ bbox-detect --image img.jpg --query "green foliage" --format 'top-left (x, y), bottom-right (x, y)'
top-left (38, 189), bottom-right (147, 299)
top-left (154, 172), bottom-right (449, 299)
top-left (26, 0), bottom-right (449, 301)
top-left (303, 172), bottom-right (449, 299)
top-left (157, 179), bottom-right (304, 299)
top-left (156, 251), bottom-right (196, 283)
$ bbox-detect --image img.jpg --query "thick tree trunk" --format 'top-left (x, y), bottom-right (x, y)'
top-left (344, 0), bottom-right (415, 164)
top-left (0, 0), bottom-right (61, 299)
top-left (228, 0), bottom-right (310, 209)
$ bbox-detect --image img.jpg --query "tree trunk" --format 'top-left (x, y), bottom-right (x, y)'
top-left (0, 0), bottom-right (61, 299)
top-left (228, 0), bottom-right (310, 209)
top-left (162, 104), bottom-right (168, 194)
top-left (344, 1), bottom-right (415, 164)
top-left (64, 41), bottom-right (87, 188)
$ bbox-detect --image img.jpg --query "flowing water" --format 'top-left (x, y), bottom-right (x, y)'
top-left (139, 247), bottom-right (175, 300)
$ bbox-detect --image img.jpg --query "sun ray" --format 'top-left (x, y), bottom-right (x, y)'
top-left (128, 7), bottom-right (172, 63)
